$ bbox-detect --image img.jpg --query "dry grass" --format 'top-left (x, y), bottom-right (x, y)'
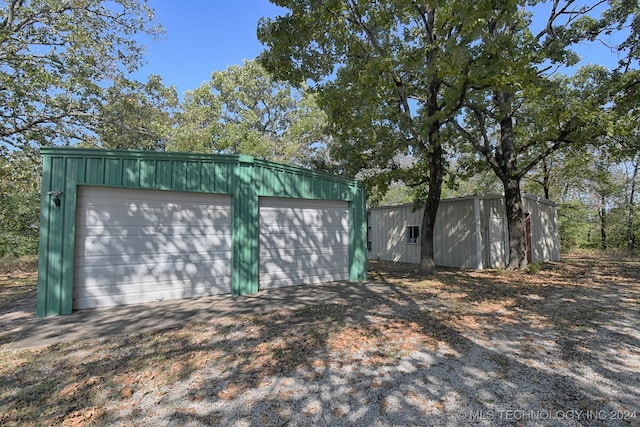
top-left (0, 255), bottom-right (38, 275)
top-left (0, 256), bottom-right (38, 309)
top-left (0, 252), bottom-right (639, 426)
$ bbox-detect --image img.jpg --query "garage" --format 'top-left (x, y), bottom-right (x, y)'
top-left (74, 186), bottom-right (232, 309)
top-left (37, 148), bottom-right (367, 316)
top-left (367, 194), bottom-right (560, 269)
top-left (259, 197), bottom-right (349, 289)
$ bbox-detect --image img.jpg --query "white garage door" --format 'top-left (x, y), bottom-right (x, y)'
top-left (259, 197), bottom-right (350, 289)
top-left (74, 186), bottom-right (232, 309)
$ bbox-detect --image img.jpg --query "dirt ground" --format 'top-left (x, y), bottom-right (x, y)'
top-left (0, 253), bottom-right (639, 426)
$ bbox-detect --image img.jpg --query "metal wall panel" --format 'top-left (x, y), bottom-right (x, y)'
top-left (523, 196), bottom-right (561, 262)
top-left (479, 197), bottom-right (509, 268)
top-left (433, 198), bottom-right (481, 269)
top-left (368, 199), bottom-right (481, 268)
top-left (368, 205), bottom-right (421, 264)
top-left (368, 194), bottom-right (559, 269)
top-left (38, 148), bottom-right (367, 316)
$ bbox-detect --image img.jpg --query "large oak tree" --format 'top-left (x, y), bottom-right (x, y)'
top-left (258, 0), bottom-right (493, 276)
top-left (453, 0), bottom-right (637, 268)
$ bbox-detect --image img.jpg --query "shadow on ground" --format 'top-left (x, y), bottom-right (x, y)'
top-left (0, 255), bottom-right (638, 426)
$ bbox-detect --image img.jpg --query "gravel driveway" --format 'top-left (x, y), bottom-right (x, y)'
top-left (1, 254), bottom-right (639, 426)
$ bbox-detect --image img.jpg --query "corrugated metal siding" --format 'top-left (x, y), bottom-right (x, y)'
top-left (369, 199), bottom-right (482, 268)
top-left (523, 196), bottom-right (561, 262)
top-left (37, 148), bottom-right (366, 316)
top-left (433, 198), bottom-right (481, 268)
top-left (368, 205), bottom-right (422, 263)
top-left (368, 194), bottom-right (559, 269)
top-left (480, 197), bottom-right (508, 268)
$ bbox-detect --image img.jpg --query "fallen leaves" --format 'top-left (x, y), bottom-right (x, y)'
top-left (0, 253), bottom-right (639, 425)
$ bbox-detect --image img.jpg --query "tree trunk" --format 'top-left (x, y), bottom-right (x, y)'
top-left (541, 157), bottom-right (550, 200)
top-left (504, 175), bottom-right (528, 269)
top-left (600, 195), bottom-right (607, 250)
top-left (627, 159), bottom-right (638, 251)
top-left (419, 140), bottom-right (443, 277)
top-left (416, 71), bottom-right (444, 277)
top-left (493, 90), bottom-right (527, 269)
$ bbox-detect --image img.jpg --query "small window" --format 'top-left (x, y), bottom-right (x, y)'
top-left (406, 225), bottom-right (419, 244)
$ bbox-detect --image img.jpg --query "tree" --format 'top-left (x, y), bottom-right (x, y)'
top-left (87, 75), bottom-right (179, 151)
top-left (605, 1), bottom-right (640, 250)
top-left (623, 154), bottom-right (639, 250)
top-left (0, 147), bottom-right (40, 257)
top-left (258, 0), bottom-right (491, 276)
top-left (169, 60), bottom-right (329, 167)
top-left (449, 2), bottom-right (617, 269)
top-left (0, 0), bottom-right (162, 149)
top-left (603, 127), bottom-right (640, 251)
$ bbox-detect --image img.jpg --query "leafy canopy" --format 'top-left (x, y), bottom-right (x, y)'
top-left (258, 0), bottom-right (494, 197)
top-left (169, 60), bottom-right (329, 167)
top-left (0, 0), bottom-right (163, 149)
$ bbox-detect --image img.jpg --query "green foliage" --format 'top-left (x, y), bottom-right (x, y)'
top-left (445, 1), bottom-right (637, 268)
top-left (88, 75), bottom-right (179, 150)
top-left (606, 204), bottom-right (639, 248)
top-left (258, 0), bottom-right (501, 274)
top-left (558, 201), bottom-right (596, 251)
top-left (526, 262), bottom-right (542, 275)
top-left (257, 0), bottom-right (637, 271)
top-left (0, 0), bottom-right (165, 257)
top-left (0, 0), bottom-right (163, 149)
top-left (169, 60), bottom-right (329, 167)
top-left (0, 150), bottom-right (40, 257)
top-left (258, 0), bottom-right (492, 225)
top-left (369, 181), bottom-right (412, 207)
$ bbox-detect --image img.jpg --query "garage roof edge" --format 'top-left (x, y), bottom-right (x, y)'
top-left (40, 147), bottom-right (362, 187)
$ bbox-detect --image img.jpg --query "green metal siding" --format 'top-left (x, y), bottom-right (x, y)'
top-left (37, 148), bottom-right (367, 316)
top-left (349, 186), bottom-right (368, 282)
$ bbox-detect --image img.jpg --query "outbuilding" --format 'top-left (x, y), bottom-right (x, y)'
top-left (367, 194), bottom-right (560, 269)
top-left (37, 148), bottom-right (367, 316)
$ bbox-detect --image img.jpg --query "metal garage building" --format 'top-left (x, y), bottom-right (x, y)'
top-left (367, 194), bottom-right (560, 269)
top-left (37, 148), bottom-right (367, 316)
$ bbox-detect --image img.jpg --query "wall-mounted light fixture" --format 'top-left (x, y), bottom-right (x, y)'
top-left (47, 190), bottom-right (63, 208)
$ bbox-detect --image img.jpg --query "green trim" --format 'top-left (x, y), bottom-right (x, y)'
top-left (37, 148), bottom-right (366, 316)
top-left (39, 147), bottom-right (239, 163)
top-left (349, 187), bottom-right (368, 281)
top-left (39, 148), bottom-right (357, 184)
top-left (238, 154), bottom-right (255, 163)
top-left (232, 159), bottom-right (259, 295)
top-left (36, 155), bottom-right (52, 316)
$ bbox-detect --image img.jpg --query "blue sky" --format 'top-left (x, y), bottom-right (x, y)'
top-left (135, 1), bottom-right (626, 97)
top-left (134, 0), bottom-right (284, 95)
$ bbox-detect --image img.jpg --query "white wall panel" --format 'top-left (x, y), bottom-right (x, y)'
top-left (523, 196), bottom-right (561, 262)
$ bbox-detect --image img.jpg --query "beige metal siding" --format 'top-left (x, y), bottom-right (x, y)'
top-left (258, 197), bottom-right (350, 289)
top-left (480, 197), bottom-right (509, 268)
top-left (433, 198), bottom-right (482, 268)
top-left (523, 196), bottom-right (561, 262)
top-left (74, 187), bottom-right (232, 309)
top-left (368, 194), bottom-right (560, 269)
top-left (368, 205), bottom-right (422, 263)
top-left (368, 200), bottom-right (482, 268)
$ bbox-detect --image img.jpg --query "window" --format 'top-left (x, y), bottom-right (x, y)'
top-left (406, 225), bottom-right (419, 244)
